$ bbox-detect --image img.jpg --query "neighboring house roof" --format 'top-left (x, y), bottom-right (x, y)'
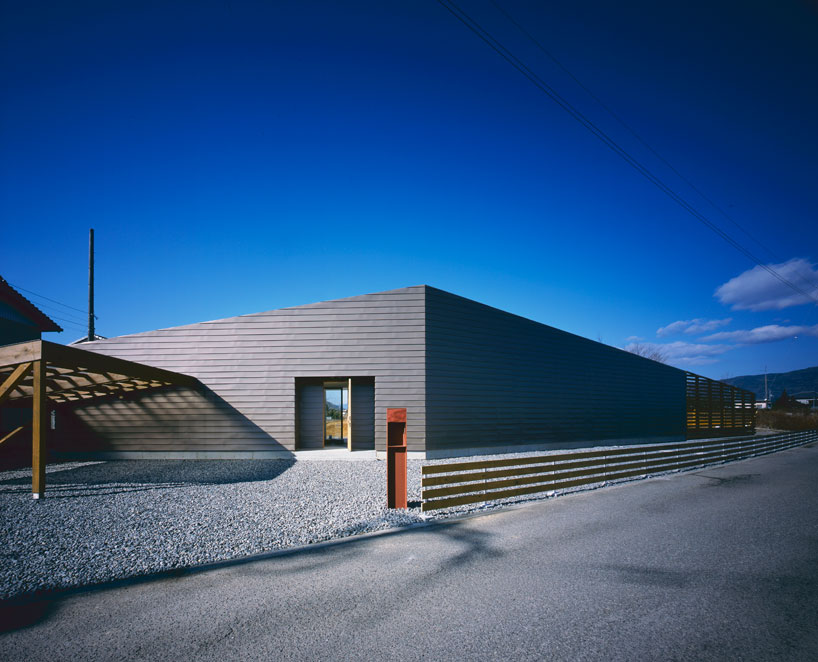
top-left (69, 333), bottom-right (107, 345)
top-left (0, 276), bottom-right (63, 333)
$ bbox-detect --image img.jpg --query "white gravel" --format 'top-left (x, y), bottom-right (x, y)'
top-left (0, 459), bottom-right (427, 600)
top-left (1, 436), bottom-right (798, 599)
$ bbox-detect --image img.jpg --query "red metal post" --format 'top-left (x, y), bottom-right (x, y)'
top-left (386, 407), bottom-right (407, 509)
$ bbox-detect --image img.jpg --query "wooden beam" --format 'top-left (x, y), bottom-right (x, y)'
top-left (0, 425), bottom-right (26, 446)
top-left (32, 359), bottom-right (47, 499)
top-left (41, 341), bottom-right (199, 389)
top-left (0, 362), bottom-right (32, 404)
top-left (0, 340), bottom-right (42, 367)
top-left (1, 342), bottom-right (197, 405)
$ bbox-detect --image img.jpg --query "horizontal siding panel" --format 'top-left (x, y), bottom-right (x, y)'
top-left (425, 287), bottom-right (685, 453)
top-left (110, 320), bottom-right (426, 334)
top-left (72, 340), bottom-right (426, 351)
top-left (73, 286), bottom-right (427, 452)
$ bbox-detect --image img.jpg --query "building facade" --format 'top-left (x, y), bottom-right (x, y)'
top-left (44, 285), bottom-right (749, 459)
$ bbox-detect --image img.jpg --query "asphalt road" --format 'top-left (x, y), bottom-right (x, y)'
top-left (2, 444), bottom-right (817, 661)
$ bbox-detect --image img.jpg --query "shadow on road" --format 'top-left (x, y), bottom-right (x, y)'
top-left (0, 511), bottom-right (506, 634)
top-left (0, 599), bottom-right (58, 634)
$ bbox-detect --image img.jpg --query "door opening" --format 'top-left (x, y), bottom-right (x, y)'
top-left (324, 383), bottom-right (349, 449)
top-left (296, 377), bottom-right (373, 451)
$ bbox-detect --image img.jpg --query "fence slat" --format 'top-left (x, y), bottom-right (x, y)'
top-left (421, 430), bottom-right (817, 511)
top-left (421, 434), bottom-right (781, 487)
top-left (421, 435), bottom-right (757, 476)
top-left (423, 436), bottom-right (793, 500)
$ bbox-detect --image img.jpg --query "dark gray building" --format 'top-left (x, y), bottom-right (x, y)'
top-left (45, 285), bottom-right (750, 459)
top-left (0, 277), bottom-right (63, 452)
top-left (0, 276), bottom-right (62, 346)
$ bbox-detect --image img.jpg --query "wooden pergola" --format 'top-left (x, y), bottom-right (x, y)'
top-left (0, 340), bottom-right (198, 498)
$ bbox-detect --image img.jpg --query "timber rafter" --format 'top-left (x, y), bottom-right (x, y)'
top-left (0, 340), bottom-right (199, 498)
top-left (0, 340), bottom-right (198, 405)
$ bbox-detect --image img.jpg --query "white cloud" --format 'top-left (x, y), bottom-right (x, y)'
top-left (702, 323), bottom-right (818, 344)
top-left (623, 340), bottom-right (733, 366)
top-left (715, 258), bottom-right (818, 311)
top-left (659, 341), bottom-right (733, 359)
top-left (671, 356), bottom-right (721, 366)
top-left (656, 318), bottom-right (732, 337)
top-left (656, 321), bottom-right (688, 337)
top-left (685, 318), bottom-right (733, 334)
top-left (625, 335), bottom-right (644, 342)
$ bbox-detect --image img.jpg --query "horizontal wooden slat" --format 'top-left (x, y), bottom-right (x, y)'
top-left (684, 370), bottom-right (755, 438)
top-left (421, 436), bottom-right (773, 488)
top-left (422, 430), bottom-right (817, 511)
top-left (422, 435), bottom-right (759, 476)
top-left (426, 437), bottom-right (796, 499)
top-left (424, 438), bottom-right (806, 511)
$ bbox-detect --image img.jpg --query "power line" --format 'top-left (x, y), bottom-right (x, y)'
top-left (47, 314), bottom-right (89, 331)
top-left (39, 307), bottom-right (87, 327)
top-left (8, 281), bottom-right (91, 316)
top-left (437, 0), bottom-right (818, 307)
top-left (15, 297), bottom-right (89, 326)
top-left (7, 279), bottom-right (100, 331)
top-left (488, 0), bottom-right (782, 263)
top-left (488, 0), bottom-right (818, 297)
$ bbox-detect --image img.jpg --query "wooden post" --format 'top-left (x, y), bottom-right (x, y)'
top-left (32, 359), bottom-right (47, 499)
top-left (386, 408), bottom-right (407, 509)
top-left (347, 377), bottom-right (352, 452)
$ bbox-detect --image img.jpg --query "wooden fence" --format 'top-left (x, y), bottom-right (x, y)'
top-left (421, 429), bottom-right (817, 511)
top-left (686, 372), bottom-right (755, 438)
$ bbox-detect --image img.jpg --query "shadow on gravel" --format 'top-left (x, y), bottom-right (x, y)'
top-left (0, 459), bottom-right (296, 496)
top-left (0, 512), bottom-right (503, 632)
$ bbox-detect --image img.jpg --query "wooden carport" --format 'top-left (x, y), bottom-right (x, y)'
top-left (0, 340), bottom-right (198, 498)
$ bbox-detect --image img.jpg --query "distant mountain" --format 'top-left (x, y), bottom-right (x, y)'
top-left (723, 366), bottom-right (818, 401)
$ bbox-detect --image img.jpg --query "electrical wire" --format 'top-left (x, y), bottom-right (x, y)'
top-left (8, 281), bottom-right (93, 316)
top-left (489, 2), bottom-right (774, 259)
top-left (21, 300), bottom-right (88, 326)
top-left (437, 0), bottom-right (818, 306)
top-left (47, 315), bottom-right (88, 331)
top-left (6, 280), bottom-right (98, 332)
top-left (488, 0), bottom-right (818, 296)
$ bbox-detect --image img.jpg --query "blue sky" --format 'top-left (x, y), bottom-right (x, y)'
top-left (2, 0), bottom-right (817, 380)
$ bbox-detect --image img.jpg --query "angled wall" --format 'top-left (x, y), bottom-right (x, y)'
top-left (62, 286), bottom-right (426, 453)
top-left (52, 284), bottom-right (690, 458)
top-left (424, 287), bottom-right (686, 455)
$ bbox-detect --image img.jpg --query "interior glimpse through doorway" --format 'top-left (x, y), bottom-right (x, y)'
top-left (324, 381), bottom-right (349, 449)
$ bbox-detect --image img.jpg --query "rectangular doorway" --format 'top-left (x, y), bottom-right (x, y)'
top-left (296, 377), bottom-right (374, 451)
top-left (324, 381), bottom-right (350, 450)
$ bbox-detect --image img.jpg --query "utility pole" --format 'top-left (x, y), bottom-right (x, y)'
top-left (764, 366), bottom-right (768, 407)
top-left (88, 228), bottom-right (95, 342)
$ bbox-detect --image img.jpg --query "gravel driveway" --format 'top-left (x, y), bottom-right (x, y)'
top-left (1, 432), bottom-right (794, 600)
top-left (1, 459), bottom-right (428, 600)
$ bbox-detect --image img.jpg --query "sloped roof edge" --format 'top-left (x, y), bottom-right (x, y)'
top-left (83, 284), bottom-right (429, 343)
top-left (0, 276), bottom-right (63, 333)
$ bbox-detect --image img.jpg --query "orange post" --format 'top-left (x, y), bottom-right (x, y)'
top-left (386, 408), bottom-right (407, 509)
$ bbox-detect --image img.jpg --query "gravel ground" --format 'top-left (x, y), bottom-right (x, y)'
top-left (0, 434), bottom-right (798, 600)
top-left (0, 459), bottom-right (430, 600)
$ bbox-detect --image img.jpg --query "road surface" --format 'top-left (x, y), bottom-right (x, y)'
top-left (2, 444), bottom-right (817, 661)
